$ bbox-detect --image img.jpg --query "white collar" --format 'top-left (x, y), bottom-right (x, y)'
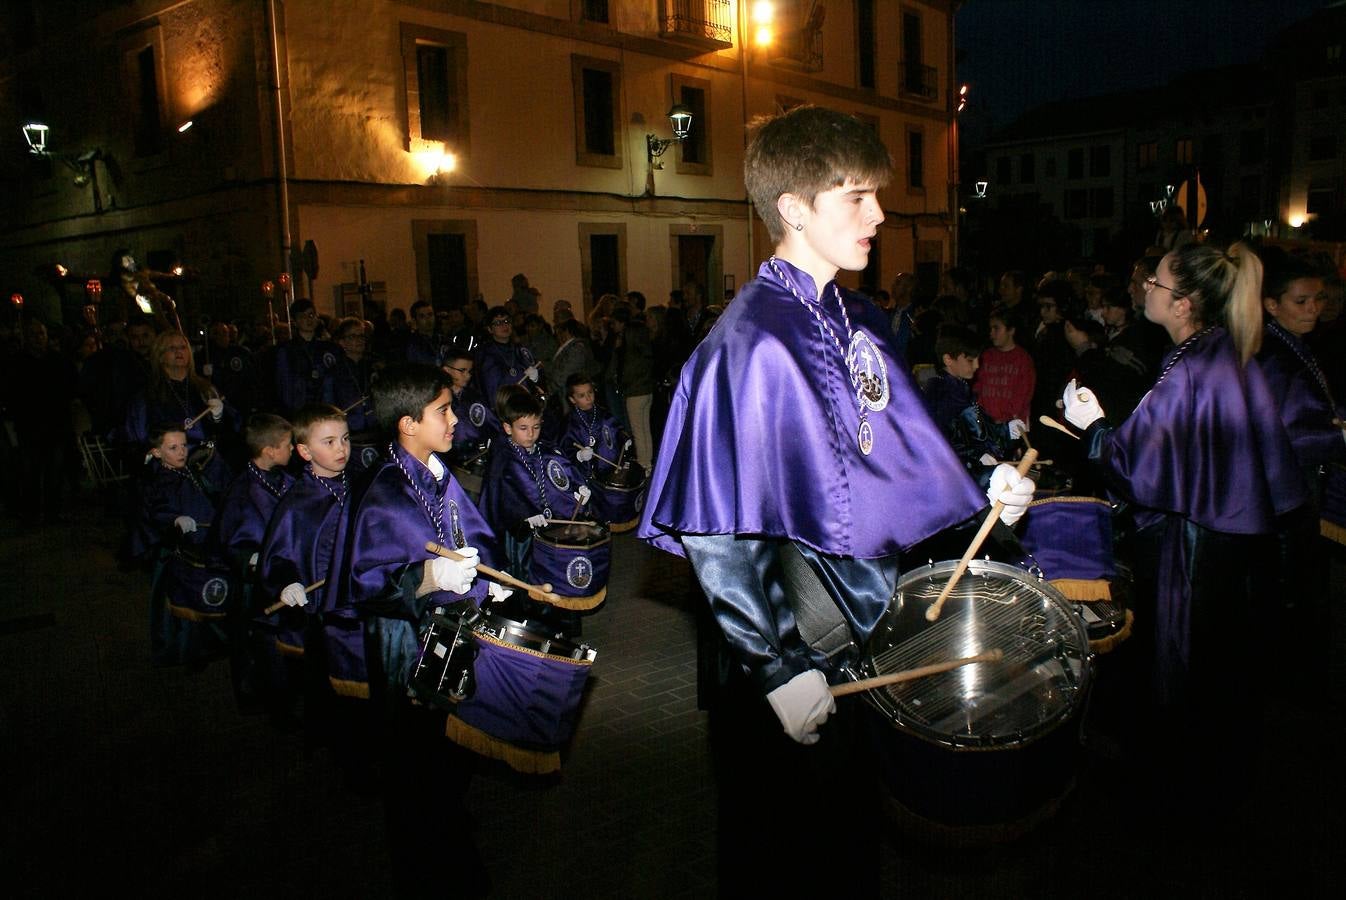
top-left (426, 453), bottom-right (447, 482)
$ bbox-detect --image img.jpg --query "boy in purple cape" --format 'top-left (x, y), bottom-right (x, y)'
top-left (636, 105), bottom-right (1033, 896)
top-left (342, 363), bottom-right (505, 896)
top-left (213, 413), bottom-right (294, 708)
top-left (562, 372), bottom-right (631, 482)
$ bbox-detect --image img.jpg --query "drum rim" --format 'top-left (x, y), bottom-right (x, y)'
top-left (472, 609), bottom-right (596, 662)
top-left (856, 558), bottom-right (1093, 750)
top-left (535, 523), bottom-right (611, 549)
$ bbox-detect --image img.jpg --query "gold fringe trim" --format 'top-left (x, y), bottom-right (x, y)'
top-left (445, 715), bottom-right (560, 775)
top-left (608, 517), bottom-right (639, 534)
top-left (1321, 519), bottom-right (1346, 547)
top-left (276, 640), bottom-right (305, 659)
top-left (475, 630), bottom-right (595, 665)
top-left (1051, 578), bottom-right (1113, 603)
top-left (537, 584), bottom-right (608, 612)
top-left (1088, 609), bottom-right (1134, 655)
top-left (1028, 495), bottom-right (1113, 508)
top-left (329, 677), bottom-right (370, 699)
top-left (167, 603), bottom-right (227, 622)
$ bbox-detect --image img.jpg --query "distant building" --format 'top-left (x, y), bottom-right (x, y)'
top-left (968, 4), bottom-right (1346, 266)
top-left (0, 0), bottom-right (962, 327)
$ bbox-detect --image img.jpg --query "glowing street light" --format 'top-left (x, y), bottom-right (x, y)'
top-left (751, 1), bottom-right (773, 46)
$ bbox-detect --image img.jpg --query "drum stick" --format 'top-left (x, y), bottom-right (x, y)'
top-left (184, 407), bottom-right (212, 430)
top-left (925, 448), bottom-right (1038, 623)
top-left (263, 579), bottom-right (327, 615)
top-left (545, 518), bottom-right (600, 527)
top-left (830, 649), bottom-right (1004, 698)
top-left (424, 541), bottom-right (560, 604)
top-left (996, 459), bottom-right (1052, 466)
top-left (1038, 415), bottom-right (1080, 440)
top-left (341, 395), bottom-right (368, 415)
top-left (571, 441), bottom-right (618, 468)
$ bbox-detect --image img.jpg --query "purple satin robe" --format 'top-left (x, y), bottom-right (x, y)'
top-left (343, 441), bottom-right (499, 690)
top-left (639, 258), bottom-right (986, 559)
top-left (478, 440), bottom-right (594, 536)
top-left (562, 406), bottom-right (627, 479)
top-left (474, 340), bottom-right (535, 408)
top-left (214, 464), bottom-right (293, 569)
top-left (1091, 327), bottom-right (1306, 534)
top-left (450, 385), bottom-right (499, 450)
top-left (1257, 321), bottom-right (1346, 473)
top-left (131, 461), bottom-right (218, 561)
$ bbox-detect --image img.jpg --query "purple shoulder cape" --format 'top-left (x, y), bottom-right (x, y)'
top-left (638, 259), bottom-right (986, 559)
top-left (258, 468), bottom-right (350, 614)
top-left (1096, 327), bottom-right (1307, 534)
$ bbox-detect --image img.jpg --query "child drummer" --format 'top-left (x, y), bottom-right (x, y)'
top-left (562, 371), bottom-right (632, 481)
top-left (341, 363), bottom-right (506, 896)
top-left (636, 104), bottom-right (1035, 896)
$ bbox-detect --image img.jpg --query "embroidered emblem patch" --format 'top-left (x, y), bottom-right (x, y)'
top-left (546, 459), bottom-right (571, 491)
top-left (566, 556), bottom-right (593, 589)
top-left (229, 356), bottom-right (243, 372)
top-left (361, 446), bottom-right (381, 468)
top-left (449, 500), bottom-right (466, 549)
top-left (469, 403), bottom-right (487, 428)
top-left (322, 351), bottom-right (336, 368)
top-left (202, 577), bottom-right (230, 608)
top-left (849, 330), bottom-right (890, 412)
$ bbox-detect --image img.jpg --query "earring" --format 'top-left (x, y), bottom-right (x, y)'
top-left (793, 222), bottom-right (804, 232)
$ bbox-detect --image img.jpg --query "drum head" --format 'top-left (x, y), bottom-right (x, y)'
top-left (859, 559), bottom-right (1091, 749)
top-left (600, 461), bottom-right (646, 490)
top-left (536, 522), bottom-right (610, 548)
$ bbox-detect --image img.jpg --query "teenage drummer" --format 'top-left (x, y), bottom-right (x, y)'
top-left (636, 105), bottom-right (1034, 896)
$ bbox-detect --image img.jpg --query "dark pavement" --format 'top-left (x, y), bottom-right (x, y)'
top-left (3, 496), bottom-right (1345, 898)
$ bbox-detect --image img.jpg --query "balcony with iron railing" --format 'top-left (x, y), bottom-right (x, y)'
top-left (658, 0), bottom-right (733, 49)
top-left (900, 60), bottom-right (938, 101)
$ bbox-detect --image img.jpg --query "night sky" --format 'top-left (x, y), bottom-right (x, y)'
top-left (956, 0), bottom-right (1335, 141)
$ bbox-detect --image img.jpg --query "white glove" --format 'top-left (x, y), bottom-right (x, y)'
top-left (987, 463), bottom-right (1036, 529)
top-left (206, 397), bottom-right (225, 421)
top-left (281, 582), bottom-right (308, 608)
top-left (1062, 379), bottom-right (1104, 430)
top-left (525, 514), bottom-right (549, 529)
top-left (766, 670), bottom-right (837, 745)
top-left (174, 516), bottom-right (197, 534)
top-left (525, 366), bottom-right (539, 382)
top-left (576, 446), bottom-right (595, 463)
top-left (248, 552), bottom-right (259, 572)
top-left (978, 453), bottom-right (998, 466)
top-left (1008, 419), bottom-right (1027, 440)
top-left (487, 582), bottom-right (514, 604)
top-left (574, 486), bottom-right (592, 506)
top-left (428, 547), bottom-right (479, 594)
top-left (623, 438), bottom-right (633, 451)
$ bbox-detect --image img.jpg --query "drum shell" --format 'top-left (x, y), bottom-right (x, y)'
top-left (161, 549), bottom-right (232, 620)
top-left (348, 431), bottom-right (386, 474)
top-left (452, 617), bottom-right (595, 752)
top-left (531, 523), bottom-right (611, 599)
top-left (1321, 462), bottom-right (1346, 546)
top-left (857, 559), bottom-right (1093, 828)
top-left (594, 463), bottom-right (648, 531)
top-left (1018, 496), bottom-right (1115, 585)
top-left (450, 442), bottom-right (491, 503)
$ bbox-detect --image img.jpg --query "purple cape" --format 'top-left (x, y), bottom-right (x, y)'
top-left (1257, 322), bottom-right (1346, 472)
top-left (474, 340), bottom-right (535, 407)
top-left (131, 462), bottom-right (218, 560)
top-left (1093, 327), bottom-right (1307, 534)
top-left (638, 259), bottom-right (986, 558)
top-left (478, 440), bottom-right (594, 535)
top-left (258, 468), bottom-right (350, 615)
top-left (214, 465), bottom-right (293, 567)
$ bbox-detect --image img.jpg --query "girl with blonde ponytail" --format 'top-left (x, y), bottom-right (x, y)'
top-left (1058, 239), bottom-right (1308, 808)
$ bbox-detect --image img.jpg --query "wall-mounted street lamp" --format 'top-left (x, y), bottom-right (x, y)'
top-left (19, 123), bottom-right (108, 213)
top-left (645, 103), bottom-right (694, 196)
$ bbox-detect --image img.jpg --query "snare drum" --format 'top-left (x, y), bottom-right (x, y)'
top-left (162, 548), bottom-right (232, 621)
top-left (850, 559), bottom-right (1093, 837)
top-left (449, 441), bottom-right (491, 503)
top-left (1018, 496), bottom-right (1131, 653)
top-left (531, 522), bottom-right (610, 610)
top-left (349, 430), bottom-right (386, 474)
top-left (412, 606), bottom-right (597, 775)
top-left (595, 461), bottom-right (648, 533)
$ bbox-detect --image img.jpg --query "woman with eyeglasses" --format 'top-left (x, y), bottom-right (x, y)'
top-left (1061, 241), bottom-right (1306, 807)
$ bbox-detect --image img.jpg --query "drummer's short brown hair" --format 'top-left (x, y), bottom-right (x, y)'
top-left (744, 105), bottom-right (892, 244)
top-left (244, 413), bottom-right (294, 458)
top-left (291, 404), bottom-right (346, 446)
top-left (495, 383), bottom-right (543, 424)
